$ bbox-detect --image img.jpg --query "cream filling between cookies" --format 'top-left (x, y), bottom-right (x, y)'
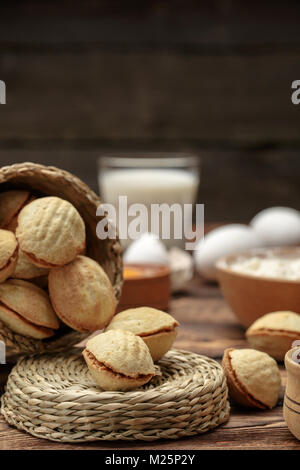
top-left (0, 297), bottom-right (57, 332)
top-left (85, 349), bottom-right (153, 381)
top-left (250, 328), bottom-right (300, 338)
top-left (139, 327), bottom-right (177, 338)
top-left (0, 245), bottom-right (18, 271)
top-left (0, 302), bottom-right (54, 336)
top-left (22, 250), bottom-right (58, 268)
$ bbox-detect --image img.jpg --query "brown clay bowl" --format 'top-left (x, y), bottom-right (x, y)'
top-left (117, 263), bottom-right (170, 312)
top-left (216, 247), bottom-right (300, 328)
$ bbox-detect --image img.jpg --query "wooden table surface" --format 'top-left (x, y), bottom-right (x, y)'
top-left (0, 276), bottom-right (299, 450)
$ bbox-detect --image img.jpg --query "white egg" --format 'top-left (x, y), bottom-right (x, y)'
top-left (194, 224), bottom-right (265, 281)
top-left (123, 232), bottom-right (169, 265)
top-left (250, 207), bottom-right (300, 247)
top-left (168, 247), bottom-right (194, 292)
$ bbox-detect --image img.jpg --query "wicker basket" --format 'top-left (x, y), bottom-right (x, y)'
top-left (1, 349), bottom-right (230, 442)
top-left (0, 162), bottom-right (123, 354)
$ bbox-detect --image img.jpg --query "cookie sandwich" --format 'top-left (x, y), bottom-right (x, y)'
top-left (222, 348), bottom-right (281, 409)
top-left (83, 330), bottom-right (155, 391)
top-left (105, 306), bottom-right (179, 361)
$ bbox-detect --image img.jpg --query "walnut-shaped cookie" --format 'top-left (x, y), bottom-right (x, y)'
top-left (0, 190), bottom-right (32, 231)
top-left (0, 279), bottom-right (59, 339)
top-left (49, 255), bottom-right (116, 332)
top-left (246, 311), bottom-right (300, 361)
top-left (16, 196), bottom-right (85, 267)
top-left (105, 307), bottom-right (179, 361)
top-left (83, 330), bottom-right (155, 391)
top-left (0, 229), bottom-right (18, 282)
top-left (222, 348), bottom-right (281, 409)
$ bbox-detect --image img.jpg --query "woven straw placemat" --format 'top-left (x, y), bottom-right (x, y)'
top-left (1, 349), bottom-right (230, 442)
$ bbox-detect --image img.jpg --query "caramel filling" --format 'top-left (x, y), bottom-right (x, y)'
top-left (0, 301), bottom-right (54, 336)
top-left (0, 245), bottom-right (18, 272)
top-left (85, 350), bottom-right (153, 380)
top-left (23, 251), bottom-right (57, 268)
top-left (250, 328), bottom-right (300, 337)
top-left (139, 327), bottom-right (176, 338)
top-left (0, 289), bottom-right (58, 331)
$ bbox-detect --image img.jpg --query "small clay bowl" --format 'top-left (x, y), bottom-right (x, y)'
top-left (284, 348), bottom-right (300, 440)
top-left (216, 247), bottom-right (300, 328)
top-left (117, 263), bottom-right (170, 312)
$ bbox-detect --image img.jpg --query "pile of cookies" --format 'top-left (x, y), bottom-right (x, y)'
top-left (0, 190), bottom-right (117, 339)
top-left (0, 189), bottom-right (180, 393)
top-left (83, 306), bottom-right (179, 391)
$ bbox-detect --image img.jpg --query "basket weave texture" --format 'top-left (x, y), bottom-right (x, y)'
top-left (1, 349), bottom-right (230, 442)
top-left (0, 162), bottom-right (123, 354)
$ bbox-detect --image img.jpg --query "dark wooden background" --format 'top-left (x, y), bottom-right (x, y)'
top-left (0, 0), bottom-right (299, 221)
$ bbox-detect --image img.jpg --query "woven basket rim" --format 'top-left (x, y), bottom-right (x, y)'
top-left (0, 162), bottom-right (101, 202)
top-left (0, 320), bottom-right (88, 354)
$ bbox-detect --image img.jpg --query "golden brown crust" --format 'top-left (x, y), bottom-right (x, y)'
top-left (0, 279), bottom-right (59, 329)
top-left (4, 195), bottom-right (36, 233)
top-left (246, 312), bottom-right (300, 360)
top-left (0, 190), bottom-right (31, 229)
top-left (84, 349), bottom-right (152, 381)
top-left (222, 349), bottom-right (266, 409)
top-left (222, 348), bottom-right (281, 409)
top-left (246, 328), bottom-right (299, 361)
top-left (49, 256), bottom-right (116, 332)
top-left (249, 328), bottom-right (300, 336)
top-left (0, 230), bottom-right (19, 283)
top-left (142, 329), bottom-right (178, 361)
top-left (83, 348), bottom-right (153, 391)
top-left (83, 331), bottom-right (155, 391)
top-left (0, 245), bottom-right (18, 284)
top-left (105, 307), bottom-right (179, 361)
top-left (0, 303), bottom-right (54, 339)
top-left (16, 196), bottom-right (86, 267)
top-left (247, 311), bottom-right (300, 334)
top-left (0, 230), bottom-right (18, 269)
top-left (22, 251), bottom-right (61, 269)
top-left (85, 330), bottom-right (155, 378)
top-left (106, 307), bottom-right (179, 336)
top-left (12, 248), bottom-right (49, 279)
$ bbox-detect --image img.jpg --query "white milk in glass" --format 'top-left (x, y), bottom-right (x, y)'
top-left (99, 168), bottom-right (199, 248)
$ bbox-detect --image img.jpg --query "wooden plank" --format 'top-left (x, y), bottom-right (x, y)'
top-left (0, 150), bottom-right (101, 194)
top-left (0, 51), bottom-right (300, 144)
top-left (1, 1), bottom-right (300, 48)
top-left (0, 406), bottom-right (297, 450)
top-left (0, 279), bottom-right (299, 450)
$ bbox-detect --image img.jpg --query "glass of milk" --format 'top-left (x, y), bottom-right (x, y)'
top-left (98, 153), bottom-right (200, 248)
